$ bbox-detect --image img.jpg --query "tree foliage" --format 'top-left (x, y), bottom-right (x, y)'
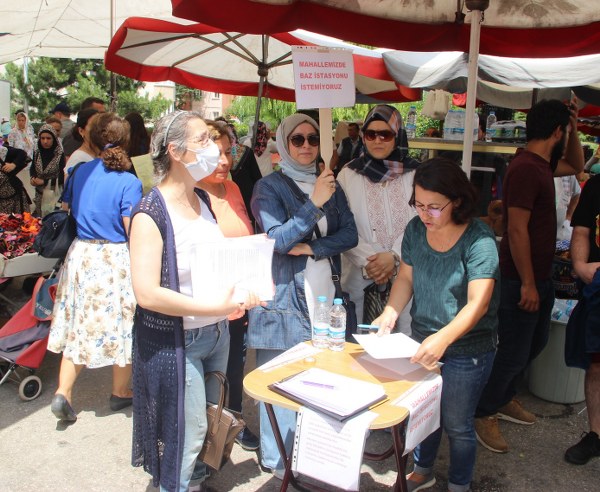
top-left (223, 95), bottom-right (440, 139)
top-left (3, 58), bottom-right (171, 122)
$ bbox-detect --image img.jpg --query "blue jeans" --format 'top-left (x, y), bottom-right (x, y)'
top-left (161, 321), bottom-right (230, 492)
top-left (413, 351), bottom-right (494, 492)
top-left (256, 349), bottom-right (297, 471)
top-left (476, 277), bottom-right (554, 417)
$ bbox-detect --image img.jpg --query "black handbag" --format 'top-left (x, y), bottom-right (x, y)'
top-left (313, 226), bottom-right (358, 340)
top-left (33, 163), bottom-right (82, 259)
top-left (33, 209), bottom-right (77, 258)
top-left (330, 261), bottom-right (358, 341)
top-left (362, 281), bottom-right (392, 325)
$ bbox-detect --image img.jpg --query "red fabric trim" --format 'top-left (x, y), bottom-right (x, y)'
top-left (172, 0), bottom-right (600, 57)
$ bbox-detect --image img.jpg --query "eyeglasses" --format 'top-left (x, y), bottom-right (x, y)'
top-left (413, 200), bottom-right (452, 218)
top-left (363, 129), bottom-right (396, 142)
top-left (289, 133), bottom-right (320, 148)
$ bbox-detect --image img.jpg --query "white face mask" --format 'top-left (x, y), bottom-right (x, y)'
top-left (183, 139), bottom-right (220, 181)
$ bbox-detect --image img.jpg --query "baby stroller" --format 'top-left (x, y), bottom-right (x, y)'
top-left (0, 271), bottom-right (59, 401)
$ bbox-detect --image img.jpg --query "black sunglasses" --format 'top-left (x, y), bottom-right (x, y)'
top-left (364, 129), bottom-right (396, 142)
top-left (289, 133), bottom-right (320, 148)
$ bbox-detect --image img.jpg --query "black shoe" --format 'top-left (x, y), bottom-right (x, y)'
top-left (109, 394), bottom-right (133, 411)
top-left (565, 431), bottom-right (600, 465)
top-left (51, 394), bottom-right (77, 422)
top-left (235, 427), bottom-right (260, 451)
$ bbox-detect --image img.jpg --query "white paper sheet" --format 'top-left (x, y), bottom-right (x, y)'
top-left (393, 373), bottom-right (443, 455)
top-left (191, 233), bottom-right (275, 303)
top-left (353, 332), bottom-right (421, 359)
top-left (257, 342), bottom-right (322, 372)
top-left (292, 407), bottom-right (376, 491)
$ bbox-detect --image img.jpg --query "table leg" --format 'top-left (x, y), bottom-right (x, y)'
top-left (264, 403), bottom-right (295, 492)
top-left (363, 421), bottom-right (408, 492)
top-left (391, 421), bottom-right (408, 492)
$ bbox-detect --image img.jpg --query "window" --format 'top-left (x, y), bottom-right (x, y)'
top-left (212, 92), bottom-right (220, 99)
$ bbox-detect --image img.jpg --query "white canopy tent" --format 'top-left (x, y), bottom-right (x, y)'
top-left (0, 0), bottom-right (176, 63)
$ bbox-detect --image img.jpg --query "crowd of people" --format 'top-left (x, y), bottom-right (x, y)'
top-left (1, 96), bottom-right (599, 492)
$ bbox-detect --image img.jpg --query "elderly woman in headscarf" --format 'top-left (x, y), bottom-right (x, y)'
top-left (29, 124), bottom-right (65, 216)
top-left (337, 104), bottom-right (420, 332)
top-left (248, 113), bottom-right (358, 478)
top-left (7, 111), bottom-right (35, 160)
top-left (0, 145), bottom-right (32, 214)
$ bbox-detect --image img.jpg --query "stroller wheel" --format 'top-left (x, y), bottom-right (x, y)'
top-left (19, 375), bottom-right (42, 401)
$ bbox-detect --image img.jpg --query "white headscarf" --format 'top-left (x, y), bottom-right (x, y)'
top-left (276, 113), bottom-right (319, 184)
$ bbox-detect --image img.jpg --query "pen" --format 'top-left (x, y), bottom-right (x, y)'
top-left (358, 324), bottom-right (380, 331)
top-left (301, 380), bottom-right (335, 390)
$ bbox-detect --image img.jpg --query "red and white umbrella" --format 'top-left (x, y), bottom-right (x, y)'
top-left (105, 17), bottom-right (421, 158)
top-left (105, 17), bottom-right (419, 104)
top-left (171, 0), bottom-right (600, 57)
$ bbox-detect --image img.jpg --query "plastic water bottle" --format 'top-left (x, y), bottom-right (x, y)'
top-left (329, 298), bottom-right (346, 352)
top-left (312, 296), bottom-right (330, 349)
top-left (406, 106), bottom-right (417, 139)
top-left (485, 111), bottom-right (497, 142)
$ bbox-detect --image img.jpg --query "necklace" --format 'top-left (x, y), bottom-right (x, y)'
top-left (172, 193), bottom-right (200, 214)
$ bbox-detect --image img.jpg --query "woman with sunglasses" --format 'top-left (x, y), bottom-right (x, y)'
top-left (373, 158), bottom-right (499, 492)
top-left (249, 113), bottom-right (358, 478)
top-left (337, 104), bottom-right (420, 330)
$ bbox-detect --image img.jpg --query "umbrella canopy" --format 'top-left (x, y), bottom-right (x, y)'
top-left (1, 0), bottom-right (175, 63)
top-left (104, 17), bottom-right (420, 104)
top-left (171, 0), bottom-right (600, 175)
top-left (171, 0), bottom-right (600, 57)
top-left (382, 51), bottom-right (600, 109)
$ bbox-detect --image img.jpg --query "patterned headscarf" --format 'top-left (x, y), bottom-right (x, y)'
top-left (33, 124), bottom-right (64, 180)
top-left (253, 121), bottom-right (269, 157)
top-left (348, 104), bottom-right (419, 183)
top-left (276, 113), bottom-right (319, 184)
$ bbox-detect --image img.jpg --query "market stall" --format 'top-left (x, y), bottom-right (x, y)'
top-left (0, 213), bottom-right (58, 313)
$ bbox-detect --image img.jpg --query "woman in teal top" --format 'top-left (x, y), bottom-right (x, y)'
top-left (374, 158), bottom-right (499, 492)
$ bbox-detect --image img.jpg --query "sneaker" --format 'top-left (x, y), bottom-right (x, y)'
top-left (497, 399), bottom-right (536, 425)
top-left (406, 471), bottom-right (436, 492)
top-left (474, 416), bottom-right (508, 453)
top-left (235, 427), bottom-right (260, 451)
top-left (564, 431), bottom-right (600, 465)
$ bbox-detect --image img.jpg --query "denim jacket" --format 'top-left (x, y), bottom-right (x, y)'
top-left (248, 171), bottom-right (358, 350)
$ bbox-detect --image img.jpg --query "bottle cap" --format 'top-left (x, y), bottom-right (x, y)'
top-left (317, 295), bottom-right (327, 302)
top-left (333, 298), bottom-right (343, 305)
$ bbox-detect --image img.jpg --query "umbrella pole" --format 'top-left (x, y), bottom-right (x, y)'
top-left (252, 80), bottom-right (264, 149)
top-left (462, 6), bottom-right (487, 178)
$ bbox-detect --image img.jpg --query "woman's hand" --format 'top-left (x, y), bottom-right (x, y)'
top-left (228, 290), bottom-right (266, 319)
top-left (365, 252), bottom-right (395, 284)
top-left (410, 332), bottom-right (449, 370)
top-left (31, 177), bottom-right (44, 187)
top-left (310, 168), bottom-right (336, 208)
top-left (288, 243), bottom-right (314, 256)
top-left (372, 306), bottom-right (399, 336)
top-left (1, 162), bottom-right (16, 173)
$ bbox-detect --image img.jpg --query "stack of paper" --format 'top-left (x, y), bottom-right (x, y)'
top-left (269, 367), bottom-right (387, 421)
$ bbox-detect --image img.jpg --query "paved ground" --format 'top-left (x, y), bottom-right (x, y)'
top-left (1, 276), bottom-right (599, 491)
